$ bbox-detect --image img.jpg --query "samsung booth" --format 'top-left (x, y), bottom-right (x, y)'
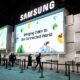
top-left (0, 0), bottom-right (80, 72)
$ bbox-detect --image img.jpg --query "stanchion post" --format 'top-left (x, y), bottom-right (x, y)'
top-left (64, 62), bottom-right (68, 76)
top-left (20, 60), bottom-right (24, 73)
top-left (50, 59), bottom-right (53, 70)
top-left (76, 63), bottom-right (79, 73)
top-left (56, 61), bottom-right (59, 73)
top-left (72, 60), bottom-right (75, 72)
top-left (40, 62), bottom-right (44, 78)
top-left (23, 59), bottom-right (26, 70)
top-left (4, 59), bottom-right (6, 66)
top-left (0, 57), bottom-right (1, 65)
top-left (68, 64), bottom-right (70, 80)
top-left (19, 59), bottom-right (21, 68)
top-left (5, 59), bottom-right (8, 69)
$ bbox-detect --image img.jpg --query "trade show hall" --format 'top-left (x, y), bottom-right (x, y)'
top-left (0, 0), bottom-right (80, 80)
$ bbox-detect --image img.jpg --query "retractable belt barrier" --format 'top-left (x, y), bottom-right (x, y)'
top-left (1, 58), bottom-right (80, 80)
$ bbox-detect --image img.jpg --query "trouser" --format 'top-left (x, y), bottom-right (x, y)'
top-left (35, 62), bottom-right (42, 72)
top-left (12, 61), bottom-right (15, 67)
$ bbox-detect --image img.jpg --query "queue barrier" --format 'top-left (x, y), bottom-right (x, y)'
top-left (18, 59), bottom-right (70, 80)
top-left (1, 58), bottom-right (80, 80)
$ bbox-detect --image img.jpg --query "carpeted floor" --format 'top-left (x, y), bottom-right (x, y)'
top-left (0, 66), bottom-right (80, 80)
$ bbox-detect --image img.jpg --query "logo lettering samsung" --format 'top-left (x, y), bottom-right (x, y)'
top-left (20, 1), bottom-right (55, 21)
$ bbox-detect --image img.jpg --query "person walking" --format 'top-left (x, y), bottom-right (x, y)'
top-left (35, 53), bottom-right (42, 72)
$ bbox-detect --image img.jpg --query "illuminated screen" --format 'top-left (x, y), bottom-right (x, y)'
top-left (14, 8), bottom-right (65, 54)
top-left (0, 26), bottom-right (8, 50)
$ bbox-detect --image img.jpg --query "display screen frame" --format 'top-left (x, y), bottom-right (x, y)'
top-left (0, 26), bottom-right (8, 50)
top-left (14, 8), bottom-right (66, 54)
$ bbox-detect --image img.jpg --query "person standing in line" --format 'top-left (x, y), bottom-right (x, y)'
top-left (9, 53), bottom-right (16, 67)
top-left (27, 54), bottom-right (32, 68)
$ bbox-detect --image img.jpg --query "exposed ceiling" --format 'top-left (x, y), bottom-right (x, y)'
top-left (0, 0), bottom-right (80, 27)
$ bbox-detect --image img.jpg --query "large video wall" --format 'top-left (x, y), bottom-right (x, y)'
top-left (0, 26), bottom-right (8, 50)
top-left (14, 8), bottom-right (65, 54)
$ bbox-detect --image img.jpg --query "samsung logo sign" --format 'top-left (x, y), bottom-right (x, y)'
top-left (20, 1), bottom-right (55, 21)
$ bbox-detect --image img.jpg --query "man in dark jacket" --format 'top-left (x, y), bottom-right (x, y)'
top-left (9, 53), bottom-right (16, 67)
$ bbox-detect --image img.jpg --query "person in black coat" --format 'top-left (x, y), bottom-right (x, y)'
top-left (9, 53), bottom-right (16, 67)
top-left (27, 54), bottom-right (32, 68)
top-left (0, 54), bottom-right (1, 64)
top-left (35, 53), bottom-right (42, 72)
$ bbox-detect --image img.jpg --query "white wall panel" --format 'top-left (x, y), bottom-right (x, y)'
top-left (66, 25), bottom-right (75, 42)
top-left (74, 14), bottom-right (80, 32)
top-left (75, 42), bottom-right (80, 51)
top-left (66, 43), bottom-right (75, 53)
top-left (66, 15), bottom-right (74, 26)
top-left (75, 33), bottom-right (80, 42)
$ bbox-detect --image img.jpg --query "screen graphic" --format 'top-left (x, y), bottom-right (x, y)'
top-left (0, 27), bottom-right (8, 50)
top-left (14, 9), bottom-right (65, 54)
